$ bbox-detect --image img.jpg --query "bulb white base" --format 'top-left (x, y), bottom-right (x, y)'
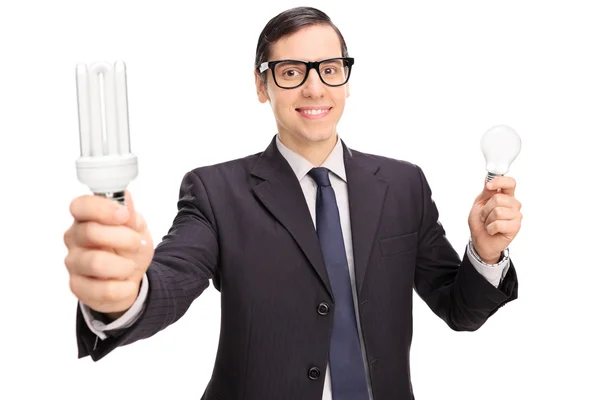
top-left (76, 153), bottom-right (138, 195)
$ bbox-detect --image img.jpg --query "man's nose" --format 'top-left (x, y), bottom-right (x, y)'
top-left (301, 68), bottom-right (325, 97)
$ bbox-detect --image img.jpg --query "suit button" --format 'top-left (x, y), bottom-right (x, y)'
top-left (317, 302), bottom-right (330, 315)
top-left (308, 366), bottom-right (321, 380)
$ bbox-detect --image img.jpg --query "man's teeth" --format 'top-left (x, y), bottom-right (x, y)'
top-left (301, 109), bottom-right (328, 115)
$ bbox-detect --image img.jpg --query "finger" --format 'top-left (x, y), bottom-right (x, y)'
top-left (70, 274), bottom-right (138, 311)
top-left (121, 191), bottom-right (149, 234)
top-left (64, 221), bottom-right (78, 249)
top-left (475, 179), bottom-right (502, 203)
top-left (72, 222), bottom-right (143, 252)
top-left (64, 248), bottom-right (136, 280)
top-left (134, 211), bottom-right (148, 233)
top-left (485, 219), bottom-right (521, 236)
top-left (483, 206), bottom-right (521, 226)
top-left (122, 191), bottom-right (139, 231)
top-left (480, 194), bottom-right (520, 221)
top-left (70, 195), bottom-right (130, 225)
top-left (486, 176), bottom-right (517, 196)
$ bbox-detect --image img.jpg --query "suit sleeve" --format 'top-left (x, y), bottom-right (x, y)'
top-left (412, 165), bottom-right (518, 331)
top-left (76, 170), bottom-right (219, 360)
top-left (78, 272), bottom-right (148, 340)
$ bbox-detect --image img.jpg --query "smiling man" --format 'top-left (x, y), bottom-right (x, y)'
top-left (68, 6), bottom-right (522, 400)
top-left (254, 21), bottom-right (351, 166)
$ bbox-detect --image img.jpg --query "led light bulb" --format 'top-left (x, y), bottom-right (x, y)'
top-left (75, 61), bottom-right (138, 205)
top-left (480, 125), bottom-right (521, 183)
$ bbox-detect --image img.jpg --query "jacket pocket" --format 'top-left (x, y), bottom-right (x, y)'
top-left (379, 231), bottom-right (418, 257)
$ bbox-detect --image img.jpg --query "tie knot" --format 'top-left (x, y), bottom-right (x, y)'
top-left (309, 167), bottom-right (331, 187)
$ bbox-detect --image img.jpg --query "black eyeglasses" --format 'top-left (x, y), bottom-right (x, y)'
top-left (258, 57), bottom-right (354, 89)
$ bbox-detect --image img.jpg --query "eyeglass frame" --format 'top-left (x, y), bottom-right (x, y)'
top-left (258, 57), bottom-right (355, 89)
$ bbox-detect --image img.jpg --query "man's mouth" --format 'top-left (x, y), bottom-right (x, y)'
top-left (296, 107), bottom-right (332, 119)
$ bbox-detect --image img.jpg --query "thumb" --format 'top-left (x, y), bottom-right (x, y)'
top-left (124, 190), bottom-right (149, 234)
top-left (115, 190), bottom-right (152, 262)
top-left (475, 177), bottom-right (500, 203)
top-left (123, 190), bottom-right (138, 231)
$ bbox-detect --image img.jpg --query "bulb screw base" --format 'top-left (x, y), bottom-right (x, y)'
top-left (486, 172), bottom-right (502, 183)
top-left (94, 190), bottom-right (126, 205)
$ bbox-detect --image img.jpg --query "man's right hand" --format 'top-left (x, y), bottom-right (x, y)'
top-left (64, 191), bottom-right (154, 320)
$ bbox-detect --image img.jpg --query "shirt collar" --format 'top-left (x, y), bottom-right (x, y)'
top-left (275, 134), bottom-right (347, 182)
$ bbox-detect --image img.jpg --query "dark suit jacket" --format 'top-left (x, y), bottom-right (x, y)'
top-left (76, 135), bottom-right (518, 399)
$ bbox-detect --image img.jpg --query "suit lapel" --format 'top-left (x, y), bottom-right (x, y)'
top-left (343, 143), bottom-right (388, 295)
top-left (250, 136), bottom-right (387, 298)
top-left (251, 136), bottom-right (333, 298)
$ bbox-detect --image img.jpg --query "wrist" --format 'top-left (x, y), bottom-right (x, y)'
top-left (101, 289), bottom-right (140, 322)
top-left (469, 237), bottom-right (508, 266)
top-left (481, 254), bottom-right (501, 264)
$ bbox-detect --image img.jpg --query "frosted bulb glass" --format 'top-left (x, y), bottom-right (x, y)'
top-left (75, 61), bottom-right (138, 205)
top-left (480, 125), bottom-right (521, 183)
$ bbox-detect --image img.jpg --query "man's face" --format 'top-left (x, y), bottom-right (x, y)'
top-left (255, 24), bottom-right (350, 148)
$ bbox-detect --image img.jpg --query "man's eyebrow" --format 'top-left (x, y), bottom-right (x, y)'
top-left (273, 57), bottom-right (343, 62)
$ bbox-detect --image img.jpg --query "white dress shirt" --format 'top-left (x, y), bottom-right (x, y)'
top-left (80, 135), bottom-right (510, 399)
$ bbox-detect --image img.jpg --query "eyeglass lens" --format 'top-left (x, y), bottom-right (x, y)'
top-left (273, 59), bottom-right (349, 88)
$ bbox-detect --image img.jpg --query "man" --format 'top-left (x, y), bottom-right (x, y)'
top-left (64, 6), bottom-right (521, 400)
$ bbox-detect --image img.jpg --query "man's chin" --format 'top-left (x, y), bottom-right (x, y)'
top-left (297, 130), bottom-right (336, 144)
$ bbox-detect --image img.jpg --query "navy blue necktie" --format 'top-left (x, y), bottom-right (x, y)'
top-left (308, 167), bottom-right (370, 399)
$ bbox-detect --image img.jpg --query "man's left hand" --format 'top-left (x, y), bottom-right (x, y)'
top-left (468, 176), bottom-right (523, 264)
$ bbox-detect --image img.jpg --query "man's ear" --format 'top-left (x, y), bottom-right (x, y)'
top-left (254, 70), bottom-right (270, 103)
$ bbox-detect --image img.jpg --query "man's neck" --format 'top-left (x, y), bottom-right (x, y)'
top-left (278, 133), bottom-right (338, 166)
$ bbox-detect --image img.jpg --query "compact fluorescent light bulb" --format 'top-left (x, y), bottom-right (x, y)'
top-left (75, 61), bottom-right (138, 205)
top-left (480, 125), bottom-right (521, 183)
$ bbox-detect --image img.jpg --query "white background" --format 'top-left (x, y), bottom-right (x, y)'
top-left (1, 0), bottom-right (599, 399)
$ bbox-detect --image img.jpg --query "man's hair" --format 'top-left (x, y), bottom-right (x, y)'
top-left (254, 6), bottom-right (349, 81)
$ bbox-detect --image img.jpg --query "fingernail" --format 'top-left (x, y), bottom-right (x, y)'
top-left (486, 182), bottom-right (493, 190)
top-left (115, 207), bottom-right (129, 222)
